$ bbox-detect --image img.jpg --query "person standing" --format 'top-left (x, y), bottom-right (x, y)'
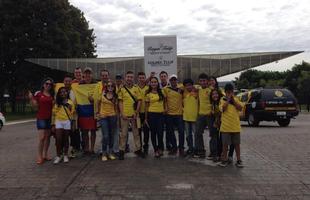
top-left (96, 81), bottom-right (118, 161)
top-left (52, 87), bottom-right (75, 164)
top-left (182, 78), bottom-right (198, 156)
top-left (163, 74), bottom-right (185, 156)
top-left (79, 67), bottom-right (97, 155)
top-left (137, 72), bottom-right (150, 155)
top-left (63, 76), bottom-right (80, 158)
top-left (219, 84), bottom-right (244, 168)
top-left (145, 77), bottom-right (165, 158)
top-left (159, 71), bottom-right (171, 151)
top-left (28, 78), bottom-right (54, 164)
top-left (118, 71), bottom-right (144, 160)
top-left (209, 89), bottom-right (223, 162)
top-left (194, 73), bottom-right (212, 158)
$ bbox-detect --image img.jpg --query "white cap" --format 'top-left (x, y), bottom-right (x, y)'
top-left (169, 74), bottom-right (178, 80)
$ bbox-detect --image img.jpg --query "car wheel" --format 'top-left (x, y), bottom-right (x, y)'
top-left (248, 113), bottom-right (259, 127)
top-left (277, 119), bottom-right (290, 127)
top-left (0, 121), bottom-right (3, 131)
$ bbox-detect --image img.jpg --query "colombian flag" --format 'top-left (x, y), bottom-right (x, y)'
top-left (72, 84), bottom-right (97, 130)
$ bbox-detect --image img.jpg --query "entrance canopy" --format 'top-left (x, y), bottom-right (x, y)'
top-left (26, 51), bottom-right (303, 80)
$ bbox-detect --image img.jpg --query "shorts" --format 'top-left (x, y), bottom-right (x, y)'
top-left (37, 119), bottom-right (51, 130)
top-left (221, 132), bottom-right (240, 145)
top-left (55, 120), bottom-right (71, 130)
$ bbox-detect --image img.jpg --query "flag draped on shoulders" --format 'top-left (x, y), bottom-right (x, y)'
top-left (72, 83), bottom-right (97, 130)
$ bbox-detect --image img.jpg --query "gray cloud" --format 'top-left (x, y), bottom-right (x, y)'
top-left (69, 0), bottom-right (310, 56)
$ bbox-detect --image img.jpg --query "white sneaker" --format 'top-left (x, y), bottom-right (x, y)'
top-left (53, 156), bottom-right (62, 164)
top-left (101, 155), bottom-right (108, 162)
top-left (63, 156), bottom-right (69, 163)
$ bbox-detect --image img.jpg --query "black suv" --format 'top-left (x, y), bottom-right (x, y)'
top-left (238, 88), bottom-right (299, 127)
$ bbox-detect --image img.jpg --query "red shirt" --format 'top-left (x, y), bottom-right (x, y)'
top-left (34, 91), bottom-right (53, 120)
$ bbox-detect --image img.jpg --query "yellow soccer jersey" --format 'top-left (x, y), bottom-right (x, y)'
top-left (198, 87), bottom-right (212, 115)
top-left (118, 85), bottom-right (142, 117)
top-left (145, 92), bottom-right (164, 113)
top-left (53, 99), bottom-right (75, 121)
top-left (163, 86), bottom-right (183, 115)
top-left (219, 96), bottom-right (244, 133)
top-left (183, 90), bottom-right (198, 122)
top-left (137, 85), bottom-right (149, 113)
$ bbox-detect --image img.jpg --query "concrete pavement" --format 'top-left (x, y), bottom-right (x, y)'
top-left (0, 114), bottom-right (310, 199)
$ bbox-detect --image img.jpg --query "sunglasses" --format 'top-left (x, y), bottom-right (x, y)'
top-left (45, 82), bottom-right (52, 86)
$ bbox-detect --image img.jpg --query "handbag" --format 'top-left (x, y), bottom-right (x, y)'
top-left (124, 86), bottom-right (138, 110)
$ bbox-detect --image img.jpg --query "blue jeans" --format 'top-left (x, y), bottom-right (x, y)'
top-left (184, 121), bottom-right (195, 151)
top-left (99, 116), bottom-right (117, 154)
top-left (166, 115), bottom-right (185, 150)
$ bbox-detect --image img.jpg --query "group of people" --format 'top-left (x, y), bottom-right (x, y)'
top-left (28, 66), bottom-right (244, 168)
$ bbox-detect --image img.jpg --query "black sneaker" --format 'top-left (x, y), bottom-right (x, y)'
top-left (114, 152), bottom-right (120, 158)
top-left (168, 149), bottom-right (177, 156)
top-left (213, 157), bottom-right (220, 163)
top-left (143, 148), bottom-right (149, 156)
top-left (134, 150), bottom-right (145, 158)
top-left (218, 160), bottom-right (228, 167)
top-left (125, 144), bottom-right (130, 153)
top-left (119, 151), bottom-right (125, 160)
top-left (179, 149), bottom-right (185, 157)
top-left (235, 160), bottom-right (244, 168)
top-left (227, 157), bottom-right (233, 165)
top-left (186, 149), bottom-right (193, 156)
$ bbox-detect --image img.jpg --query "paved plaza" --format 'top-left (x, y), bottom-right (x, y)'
top-left (0, 114), bottom-right (310, 200)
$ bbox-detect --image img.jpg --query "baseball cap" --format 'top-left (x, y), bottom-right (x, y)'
top-left (169, 74), bottom-right (178, 80)
top-left (115, 74), bottom-right (122, 79)
top-left (83, 67), bottom-right (93, 73)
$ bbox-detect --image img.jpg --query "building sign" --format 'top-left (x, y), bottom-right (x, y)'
top-left (144, 35), bottom-right (177, 77)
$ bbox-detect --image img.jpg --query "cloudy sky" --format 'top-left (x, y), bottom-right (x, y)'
top-left (70, 0), bottom-right (310, 79)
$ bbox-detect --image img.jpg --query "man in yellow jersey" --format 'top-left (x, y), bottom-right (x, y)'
top-left (137, 72), bottom-right (150, 155)
top-left (194, 73), bottom-right (212, 158)
top-left (118, 71), bottom-right (144, 160)
top-left (218, 83), bottom-right (244, 168)
top-left (115, 74), bottom-right (123, 94)
top-left (114, 74), bottom-right (123, 155)
top-left (182, 78), bottom-right (198, 155)
top-left (163, 74), bottom-right (185, 156)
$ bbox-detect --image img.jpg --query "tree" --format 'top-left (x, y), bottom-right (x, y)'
top-left (0, 0), bottom-right (97, 112)
top-left (297, 71), bottom-right (310, 107)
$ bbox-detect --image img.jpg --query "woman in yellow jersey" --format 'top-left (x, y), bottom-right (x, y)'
top-left (96, 81), bottom-right (118, 162)
top-left (182, 79), bottom-right (198, 156)
top-left (209, 76), bottom-right (225, 96)
top-left (145, 77), bottom-right (165, 158)
top-left (209, 88), bottom-right (223, 162)
top-left (52, 87), bottom-right (75, 164)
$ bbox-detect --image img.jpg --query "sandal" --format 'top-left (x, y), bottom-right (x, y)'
top-left (36, 158), bottom-right (44, 165)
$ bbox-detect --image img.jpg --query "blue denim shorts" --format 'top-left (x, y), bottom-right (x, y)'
top-left (36, 119), bottom-right (51, 130)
